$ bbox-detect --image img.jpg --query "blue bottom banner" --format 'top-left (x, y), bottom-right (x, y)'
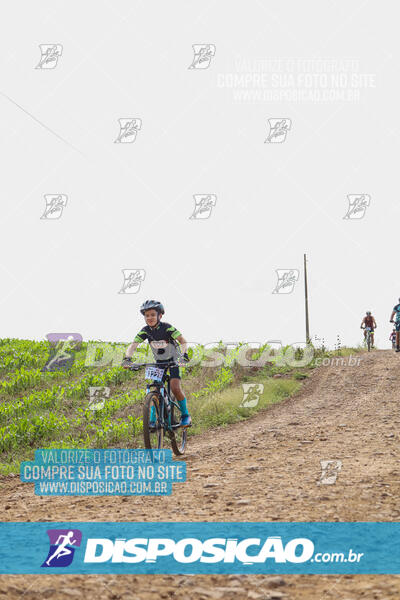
top-left (0, 522), bottom-right (398, 574)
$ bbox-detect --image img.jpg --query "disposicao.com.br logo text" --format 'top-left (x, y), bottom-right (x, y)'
top-left (82, 536), bottom-right (363, 565)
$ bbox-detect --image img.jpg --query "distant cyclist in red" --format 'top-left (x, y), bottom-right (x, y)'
top-left (360, 311), bottom-right (377, 348)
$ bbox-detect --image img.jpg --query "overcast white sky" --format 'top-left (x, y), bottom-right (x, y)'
top-left (0, 1), bottom-right (398, 350)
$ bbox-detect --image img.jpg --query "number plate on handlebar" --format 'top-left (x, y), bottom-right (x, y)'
top-left (145, 366), bottom-right (165, 382)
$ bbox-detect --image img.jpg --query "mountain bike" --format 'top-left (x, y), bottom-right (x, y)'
top-left (363, 327), bottom-right (372, 352)
top-left (390, 320), bottom-right (398, 351)
top-left (127, 359), bottom-right (187, 456)
top-left (391, 335), bottom-right (396, 350)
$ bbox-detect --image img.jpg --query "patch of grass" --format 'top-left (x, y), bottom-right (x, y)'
top-left (294, 372), bottom-right (309, 380)
top-left (188, 376), bottom-right (300, 435)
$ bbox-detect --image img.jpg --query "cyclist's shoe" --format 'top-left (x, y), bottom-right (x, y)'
top-left (179, 414), bottom-right (192, 428)
top-left (396, 348), bottom-right (400, 353)
top-left (149, 421), bottom-right (157, 431)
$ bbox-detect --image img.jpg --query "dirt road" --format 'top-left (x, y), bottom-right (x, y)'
top-left (1, 350), bottom-right (399, 599)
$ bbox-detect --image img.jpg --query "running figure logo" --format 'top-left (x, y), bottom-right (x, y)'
top-left (35, 44), bottom-right (63, 69)
top-left (118, 269), bottom-right (146, 294)
top-left (42, 333), bottom-right (82, 372)
top-left (40, 194), bottom-right (68, 220)
top-left (41, 529), bottom-right (82, 567)
top-left (240, 383), bottom-right (264, 408)
top-left (88, 386), bottom-right (110, 411)
top-left (318, 460), bottom-right (342, 485)
top-left (188, 44), bottom-right (216, 69)
top-left (343, 194), bottom-right (371, 219)
top-left (114, 118), bottom-right (142, 143)
top-left (189, 194), bottom-right (217, 219)
top-left (265, 119), bottom-right (292, 143)
top-left (272, 269), bottom-right (299, 294)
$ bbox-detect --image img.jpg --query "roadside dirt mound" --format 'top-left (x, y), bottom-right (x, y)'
top-left (1, 350), bottom-right (399, 599)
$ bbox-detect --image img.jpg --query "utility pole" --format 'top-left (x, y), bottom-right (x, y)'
top-left (304, 253), bottom-right (310, 344)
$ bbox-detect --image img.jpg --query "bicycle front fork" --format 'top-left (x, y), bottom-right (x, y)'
top-left (160, 388), bottom-right (172, 427)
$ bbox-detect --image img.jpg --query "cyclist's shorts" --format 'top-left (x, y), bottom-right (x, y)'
top-left (156, 363), bottom-right (181, 379)
top-left (169, 366), bottom-right (181, 379)
top-left (364, 327), bottom-right (374, 332)
top-left (395, 322), bottom-right (400, 332)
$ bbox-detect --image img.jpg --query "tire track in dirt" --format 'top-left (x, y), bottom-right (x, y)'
top-left (1, 350), bottom-right (399, 599)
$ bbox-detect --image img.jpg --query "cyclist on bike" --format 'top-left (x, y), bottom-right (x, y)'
top-left (122, 300), bottom-right (192, 427)
top-left (360, 311), bottom-right (376, 348)
top-left (389, 299), bottom-right (400, 352)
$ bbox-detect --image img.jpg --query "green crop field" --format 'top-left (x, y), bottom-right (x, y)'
top-left (0, 338), bottom-right (362, 475)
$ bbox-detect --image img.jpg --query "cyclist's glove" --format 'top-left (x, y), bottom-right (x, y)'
top-left (183, 352), bottom-right (190, 363)
top-left (122, 357), bottom-right (132, 368)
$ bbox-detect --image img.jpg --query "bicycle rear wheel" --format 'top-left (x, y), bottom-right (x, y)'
top-left (143, 392), bottom-right (164, 450)
top-left (367, 333), bottom-right (371, 352)
top-left (169, 397), bottom-right (187, 456)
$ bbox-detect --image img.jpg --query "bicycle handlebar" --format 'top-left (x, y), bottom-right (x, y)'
top-left (126, 359), bottom-right (183, 371)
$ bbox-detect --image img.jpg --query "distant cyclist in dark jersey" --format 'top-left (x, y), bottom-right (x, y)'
top-left (122, 300), bottom-right (192, 427)
top-left (390, 299), bottom-right (400, 352)
top-left (360, 311), bottom-right (376, 348)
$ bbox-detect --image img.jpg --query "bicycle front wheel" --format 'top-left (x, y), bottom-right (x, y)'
top-left (143, 392), bottom-right (164, 450)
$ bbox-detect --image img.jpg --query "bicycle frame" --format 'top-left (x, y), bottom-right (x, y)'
top-left (127, 358), bottom-right (188, 455)
top-left (132, 361), bottom-right (182, 431)
top-left (363, 327), bottom-right (372, 351)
